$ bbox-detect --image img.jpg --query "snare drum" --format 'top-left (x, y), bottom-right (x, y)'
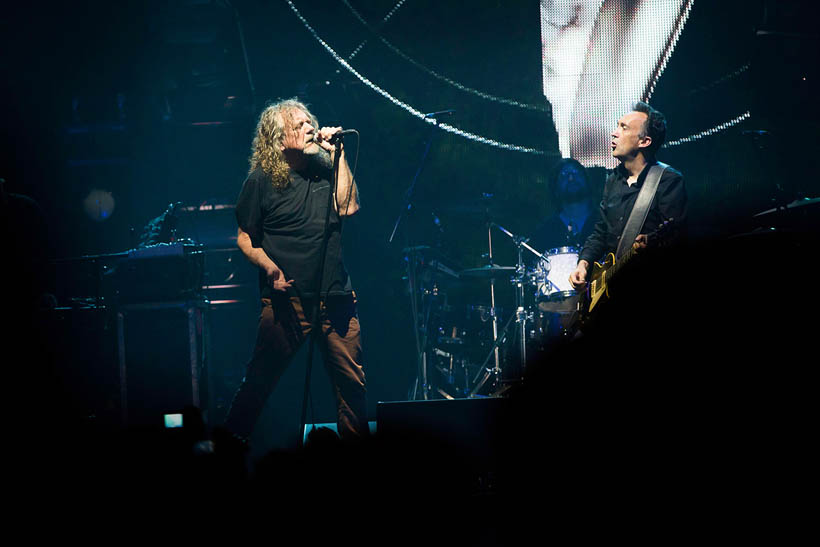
top-left (535, 246), bottom-right (580, 313)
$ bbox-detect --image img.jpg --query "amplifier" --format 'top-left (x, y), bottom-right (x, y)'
top-left (116, 298), bottom-right (210, 427)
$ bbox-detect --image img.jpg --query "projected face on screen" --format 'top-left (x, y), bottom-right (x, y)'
top-left (540, 0), bottom-right (692, 167)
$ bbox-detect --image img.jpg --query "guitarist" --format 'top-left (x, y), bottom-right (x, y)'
top-left (568, 101), bottom-right (687, 294)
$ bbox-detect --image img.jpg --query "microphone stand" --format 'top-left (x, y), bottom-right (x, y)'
top-left (389, 118), bottom-right (440, 244)
top-left (389, 118), bottom-right (442, 401)
top-left (298, 145), bottom-right (341, 448)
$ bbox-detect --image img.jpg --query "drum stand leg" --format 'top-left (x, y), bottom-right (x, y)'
top-left (409, 350), bottom-right (430, 401)
top-left (472, 222), bottom-right (502, 395)
top-left (487, 222), bottom-right (545, 394)
top-left (469, 312), bottom-right (515, 397)
top-left (517, 305), bottom-right (527, 367)
top-left (405, 248), bottom-right (435, 401)
top-left (490, 278), bottom-right (501, 375)
top-left (489, 243), bottom-right (529, 397)
top-left (515, 240), bottom-right (528, 377)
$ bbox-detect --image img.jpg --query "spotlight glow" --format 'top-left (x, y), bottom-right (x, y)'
top-left (83, 189), bottom-right (115, 222)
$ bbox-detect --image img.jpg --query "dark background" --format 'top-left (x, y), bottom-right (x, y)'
top-left (2, 0), bottom-right (817, 456)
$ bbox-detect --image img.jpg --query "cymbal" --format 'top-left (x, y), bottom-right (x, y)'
top-left (458, 264), bottom-right (517, 279)
top-left (751, 196), bottom-right (820, 230)
top-left (753, 196), bottom-right (820, 217)
top-left (402, 245), bottom-right (462, 278)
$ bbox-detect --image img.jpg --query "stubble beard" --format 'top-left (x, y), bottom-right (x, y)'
top-left (304, 142), bottom-right (333, 172)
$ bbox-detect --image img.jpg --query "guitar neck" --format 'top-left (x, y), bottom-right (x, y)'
top-left (609, 244), bottom-right (639, 278)
top-left (607, 220), bottom-right (673, 279)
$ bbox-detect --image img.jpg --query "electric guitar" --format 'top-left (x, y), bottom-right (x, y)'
top-left (577, 219), bottom-right (676, 329)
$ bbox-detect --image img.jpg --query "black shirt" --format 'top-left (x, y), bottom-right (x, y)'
top-left (579, 161), bottom-right (687, 265)
top-left (235, 164), bottom-right (353, 299)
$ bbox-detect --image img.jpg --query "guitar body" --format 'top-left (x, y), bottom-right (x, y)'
top-left (586, 253), bottom-right (615, 313)
top-left (576, 253), bottom-right (615, 331)
top-left (575, 219), bottom-right (676, 332)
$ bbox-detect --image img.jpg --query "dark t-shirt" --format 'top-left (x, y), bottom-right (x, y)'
top-left (235, 164), bottom-right (353, 299)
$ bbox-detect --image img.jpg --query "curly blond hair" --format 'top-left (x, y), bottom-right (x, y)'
top-left (249, 98), bottom-right (319, 188)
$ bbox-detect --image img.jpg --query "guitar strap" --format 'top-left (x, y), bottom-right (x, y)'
top-left (615, 162), bottom-right (668, 260)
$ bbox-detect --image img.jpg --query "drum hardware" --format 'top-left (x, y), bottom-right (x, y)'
top-left (485, 222), bottom-right (548, 390)
top-left (458, 218), bottom-right (506, 395)
top-left (468, 310), bottom-right (517, 397)
top-left (425, 299), bottom-right (506, 400)
top-left (458, 222), bottom-right (542, 397)
top-left (401, 217), bottom-right (584, 399)
top-left (429, 347), bottom-right (473, 399)
top-left (402, 245), bottom-right (462, 401)
top-left (431, 347), bottom-right (456, 390)
top-left (436, 304), bottom-right (502, 350)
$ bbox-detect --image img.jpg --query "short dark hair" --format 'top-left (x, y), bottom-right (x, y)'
top-left (633, 101), bottom-right (667, 156)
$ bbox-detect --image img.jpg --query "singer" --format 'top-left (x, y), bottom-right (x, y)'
top-left (222, 98), bottom-right (368, 444)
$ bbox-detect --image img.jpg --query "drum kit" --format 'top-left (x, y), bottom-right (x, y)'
top-left (403, 221), bottom-right (582, 401)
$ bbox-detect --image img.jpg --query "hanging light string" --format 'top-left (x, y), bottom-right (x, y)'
top-left (286, 0), bottom-right (749, 154)
top-left (285, 0), bottom-right (550, 155)
top-left (685, 63), bottom-right (750, 96)
top-left (340, 0), bottom-right (550, 113)
top-left (664, 111), bottom-right (751, 147)
top-left (348, 0), bottom-right (408, 60)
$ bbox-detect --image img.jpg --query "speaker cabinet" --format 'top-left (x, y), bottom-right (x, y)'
top-left (116, 299), bottom-right (209, 427)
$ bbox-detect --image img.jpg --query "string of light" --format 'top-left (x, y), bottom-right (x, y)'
top-left (286, 0), bottom-right (749, 154)
top-left (686, 63), bottom-right (750, 96)
top-left (340, 0), bottom-right (550, 113)
top-left (285, 0), bottom-right (550, 155)
top-left (664, 111), bottom-right (751, 147)
top-left (348, 0), bottom-right (407, 60)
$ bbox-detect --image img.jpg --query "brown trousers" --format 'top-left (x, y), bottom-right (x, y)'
top-left (224, 292), bottom-right (367, 441)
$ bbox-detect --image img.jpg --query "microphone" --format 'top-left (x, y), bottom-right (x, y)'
top-left (424, 109), bottom-right (455, 118)
top-left (328, 129), bottom-right (358, 144)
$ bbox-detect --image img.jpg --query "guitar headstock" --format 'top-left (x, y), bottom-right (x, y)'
top-left (650, 218), bottom-right (677, 248)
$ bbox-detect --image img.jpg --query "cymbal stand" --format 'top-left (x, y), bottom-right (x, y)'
top-left (491, 222), bottom-right (545, 378)
top-left (468, 221), bottom-right (503, 396)
top-left (487, 222), bottom-right (501, 372)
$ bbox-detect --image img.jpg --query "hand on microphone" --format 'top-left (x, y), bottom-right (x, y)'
top-left (315, 126), bottom-right (343, 153)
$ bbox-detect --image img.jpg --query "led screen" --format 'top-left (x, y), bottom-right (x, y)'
top-left (541, 0), bottom-right (693, 167)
